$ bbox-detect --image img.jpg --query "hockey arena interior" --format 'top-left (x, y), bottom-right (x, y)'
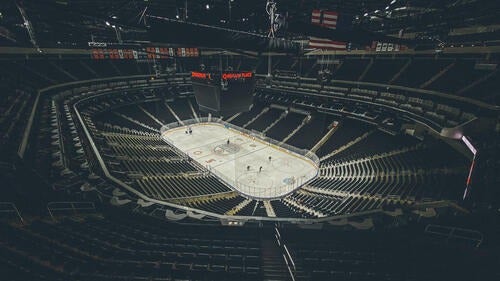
top-left (0, 0), bottom-right (499, 280)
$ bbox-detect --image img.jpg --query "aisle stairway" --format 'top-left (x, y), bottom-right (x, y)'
top-left (261, 237), bottom-right (289, 281)
top-left (244, 107), bottom-right (269, 128)
top-left (310, 122), bottom-right (339, 153)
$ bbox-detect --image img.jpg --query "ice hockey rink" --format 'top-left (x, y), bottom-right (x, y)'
top-left (161, 122), bottom-right (319, 199)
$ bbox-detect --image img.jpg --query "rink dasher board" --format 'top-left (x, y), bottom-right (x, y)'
top-left (160, 122), bottom-right (319, 199)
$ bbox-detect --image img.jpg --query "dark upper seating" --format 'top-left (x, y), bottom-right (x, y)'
top-left (393, 58), bottom-right (453, 88)
top-left (281, 228), bottom-right (493, 281)
top-left (426, 59), bottom-right (492, 94)
top-left (334, 59), bottom-right (371, 81)
top-left (169, 99), bottom-right (194, 120)
top-left (286, 115), bottom-right (328, 150)
top-left (316, 119), bottom-right (372, 158)
top-left (229, 103), bottom-right (266, 127)
top-left (362, 59), bottom-right (408, 84)
top-left (265, 112), bottom-right (304, 141)
top-left (245, 108), bottom-right (283, 132)
top-left (0, 213), bottom-right (263, 281)
top-left (459, 70), bottom-right (499, 104)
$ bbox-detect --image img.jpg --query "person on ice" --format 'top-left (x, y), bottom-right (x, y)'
top-left (259, 166), bottom-right (262, 172)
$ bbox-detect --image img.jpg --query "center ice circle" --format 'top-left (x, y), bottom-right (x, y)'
top-left (213, 143), bottom-right (241, 156)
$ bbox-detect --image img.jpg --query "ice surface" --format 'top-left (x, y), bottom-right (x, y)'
top-left (161, 123), bottom-right (318, 199)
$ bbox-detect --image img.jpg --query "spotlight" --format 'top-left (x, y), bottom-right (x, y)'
top-left (176, 14), bottom-right (180, 19)
top-left (205, 4), bottom-right (210, 10)
top-left (105, 21), bottom-right (110, 26)
top-left (390, 0), bottom-right (397, 4)
top-left (111, 15), bottom-right (117, 19)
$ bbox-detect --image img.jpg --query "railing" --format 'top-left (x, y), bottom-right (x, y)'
top-left (275, 226), bottom-right (296, 281)
top-left (47, 201), bottom-right (96, 220)
top-left (425, 224), bottom-right (483, 247)
top-left (255, 74), bottom-right (500, 111)
top-left (256, 80), bottom-right (484, 136)
top-left (0, 202), bottom-right (24, 224)
top-left (160, 117), bottom-right (320, 200)
top-left (18, 72), bottom-right (190, 158)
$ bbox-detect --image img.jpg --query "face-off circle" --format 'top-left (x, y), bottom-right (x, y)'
top-left (282, 177), bottom-right (296, 185)
top-left (271, 157), bottom-right (307, 174)
top-left (236, 171), bottom-right (275, 196)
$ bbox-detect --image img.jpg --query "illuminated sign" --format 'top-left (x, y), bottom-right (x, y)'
top-left (191, 72), bottom-right (253, 80)
top-left (222, 72), bottom-right (253, 80)
top-left (191, 72), bottom-right (211, 79)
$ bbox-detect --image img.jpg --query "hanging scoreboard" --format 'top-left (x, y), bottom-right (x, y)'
top-left (191, 71), bottom-right (256, 116)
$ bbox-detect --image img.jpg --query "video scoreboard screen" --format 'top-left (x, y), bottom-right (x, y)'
top-left (191, 71), bottom-right (256, 116)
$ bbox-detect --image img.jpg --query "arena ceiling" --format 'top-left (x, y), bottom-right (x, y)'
top-left (0, 0), bottom-right (499, 49)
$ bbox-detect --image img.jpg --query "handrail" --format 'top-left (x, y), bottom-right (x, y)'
top-left (0, 202), bottom-right (25, 224)
top-left (275, 226), bottom-right (296, 281)
top-left (424, 224), bottom-right (483, 247)
top-left (52, 100), bottom-right (69, 169)
top-left (47, 201), bottom-right (96, 220)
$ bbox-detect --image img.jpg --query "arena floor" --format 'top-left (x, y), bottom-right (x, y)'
top-left (161, 122), bottom-right (318, 199)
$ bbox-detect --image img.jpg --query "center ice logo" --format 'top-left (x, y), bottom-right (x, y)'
top-left (213, 143), bottom-right (240, 155)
